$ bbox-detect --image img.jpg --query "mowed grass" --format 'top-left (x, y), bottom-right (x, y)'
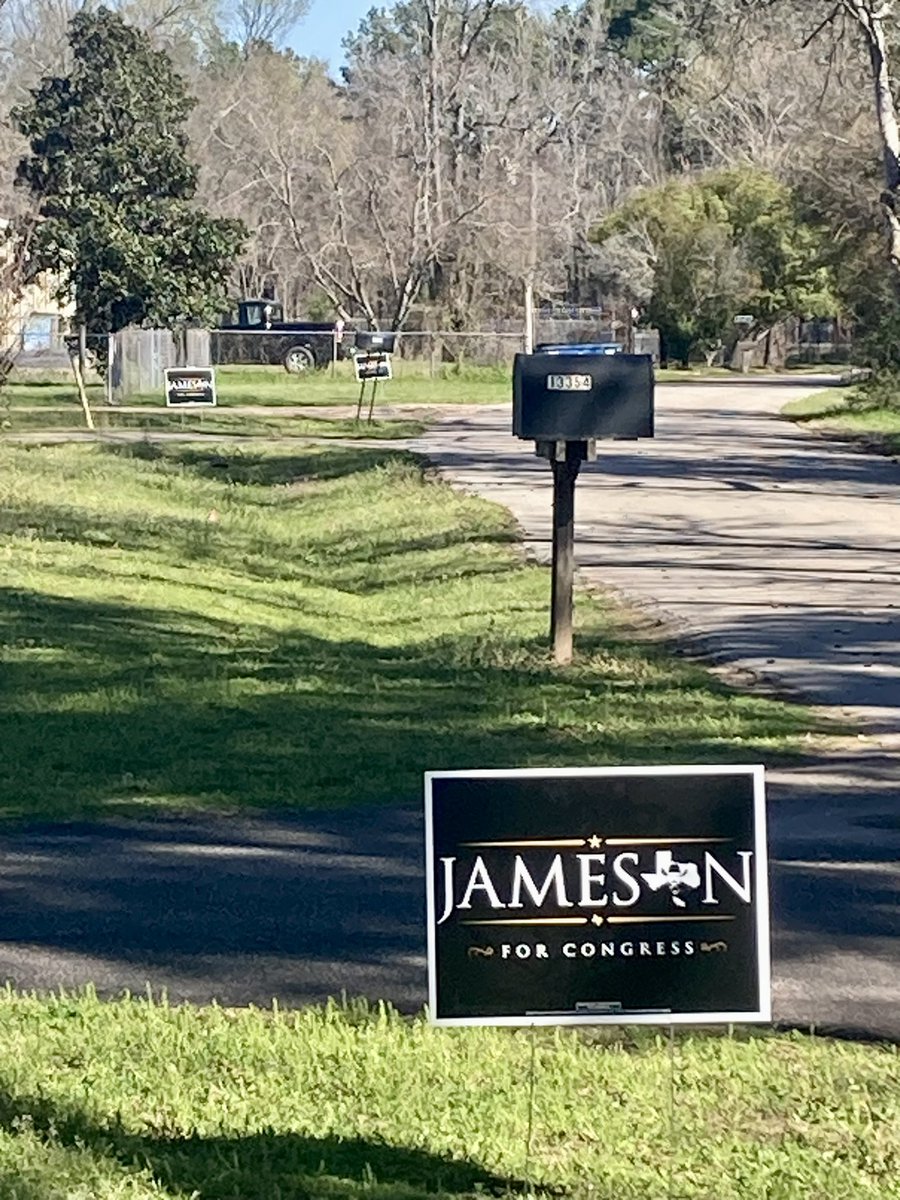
top-left (0, 440), bottom-right (821, 822)
top-left (2, 406), bottom-right (424, 440)
top-left (781, 388), bottom-right (900, 454)
top-left (0, 992), bottom-right (897, 1200)
top-left (203, 363), bottom-right (512, 407)
top-left (2, 363), bottom-right (511, 412)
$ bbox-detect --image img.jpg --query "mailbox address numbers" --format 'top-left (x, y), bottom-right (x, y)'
top-left (546, 373), bottom-right (592, 392)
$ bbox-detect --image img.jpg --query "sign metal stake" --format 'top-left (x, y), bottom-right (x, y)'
top-left (667, 1024), bottom-right (677, 1200)
top-left (524, 1023), bottom-right (538, 1184)
top-left (367, 378), bottom-right (378, 424)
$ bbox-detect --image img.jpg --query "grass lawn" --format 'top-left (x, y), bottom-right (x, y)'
top-left (0, 992), bottom-right (897, 1200)
top-left (1, 405), bottom-right (424, 440)
top-left (781, 389), bottom-right (900, 454)
top-left (0, 439), bottom-right (825, 822)
top-left (201, 364), bottom-right (513, 407)
top-left (4, 361), bottom-right (856, 420)
top-left (782, 388), bottom-right (900, 453)
top-left (653, 366), bottom-right (734, 383)
top-left (2, 364), bottom-right (511, 411)
top-left (0, 425), bottom-right (892, 1200)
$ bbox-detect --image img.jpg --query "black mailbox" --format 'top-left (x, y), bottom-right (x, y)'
top-left (513, 351), bottom-right (654, 441)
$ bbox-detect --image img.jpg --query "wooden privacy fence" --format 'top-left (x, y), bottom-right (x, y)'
top-left (108, 328), bottom-right (210, 403)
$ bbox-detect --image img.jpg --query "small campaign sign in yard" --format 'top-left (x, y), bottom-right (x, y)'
top-left (425, 765), bottom-right (769, 1027)
top-left (164, 367), bottom-right (217, 407)
top-left (354, 351), bottom-right (393, 382)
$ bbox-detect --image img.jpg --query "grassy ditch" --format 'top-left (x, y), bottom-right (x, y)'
top-left (1, 405), bottom-right (424, 440)
top-left (0, 440), bottom-right (824, 822)
top-left (781, 388), bottom-right (900, 455)
top-left (0, 992), bottom-right (896, 1199)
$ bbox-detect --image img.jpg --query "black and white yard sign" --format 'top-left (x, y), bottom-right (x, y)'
top-left (425, 766), bottom-right (770, 1027)
top-left (354, 351), bottom-right (392, 382)
top-left (164, 367), bottom-right (217, 407)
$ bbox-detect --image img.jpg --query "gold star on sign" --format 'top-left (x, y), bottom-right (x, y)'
top-left (591, 915), bottom-right (605, 926)
top-left (587, 834), bottom-right (603, 849)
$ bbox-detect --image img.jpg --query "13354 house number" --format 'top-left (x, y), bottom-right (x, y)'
top-left (546, 374), bottom-right (592, 391)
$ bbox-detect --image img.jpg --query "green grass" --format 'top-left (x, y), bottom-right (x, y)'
top-left (0, 992), bottom-right (897, 1199)
top-left (4, 361), bottom-right (855, 419)
top-left (0, 440), bottom-right (825, 822)
top-left (1, 406), bottom-right (424, 440)
top-left (655, 363), bottom-right (848, 384)
top-left (781, 388), bottom-right (900, 454)
top-left (2, 364), bottom-right (511, 411)
top-left (198, 363), bottom-right (512, 407)
top-left (653, 366), bottom-right (735, 383)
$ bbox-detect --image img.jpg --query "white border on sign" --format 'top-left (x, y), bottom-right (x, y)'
top-left (353, 351), bottom-right (393, 383)
top-left (164, 366), bottom-right (218, 408)
top-left (424, 764), bottom-right (770, 1028)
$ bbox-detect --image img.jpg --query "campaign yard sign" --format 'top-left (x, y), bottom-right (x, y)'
top-left (354, 351), bottom-right (393, 382)
top-left (164, 367), bottom-right (217, 407)
top-left (425, 766), bottom-right (770, 1027)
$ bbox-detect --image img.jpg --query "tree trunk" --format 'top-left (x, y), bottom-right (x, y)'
top-left (844, 1), bottom-right (900, 286)
top-left (766, 322), bottom-right (788, 369)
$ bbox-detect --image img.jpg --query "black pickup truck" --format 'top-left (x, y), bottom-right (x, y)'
top-left (211, 300), bottom-right (345, 373)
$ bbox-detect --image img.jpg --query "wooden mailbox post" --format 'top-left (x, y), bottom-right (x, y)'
top-left (512, 349), bottom-right (654, 664)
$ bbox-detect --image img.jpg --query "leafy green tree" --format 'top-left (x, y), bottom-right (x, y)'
top-left (607, 0), bottom-right (688, 68)
top-left (12, 5), bottom-right (245, 347)
top-left (593, 168), bottom-right (837, 365)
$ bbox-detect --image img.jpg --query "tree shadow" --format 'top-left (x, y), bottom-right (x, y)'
top-left (658, 375), bottom-right (847, 388)
top-left (0, 583), bottom-right (803, 825)
top-left (0, 573), bottom-right (843, 1013)
top-left (421, 400), bottom-right (899, 498)
top-left (0, 1086), bottom-right (529, 1199)
top-left (106, 442), bottom-right (414, 486)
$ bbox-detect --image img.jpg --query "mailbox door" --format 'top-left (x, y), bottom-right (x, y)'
top-left (513, 352), bottom-right (653, 441)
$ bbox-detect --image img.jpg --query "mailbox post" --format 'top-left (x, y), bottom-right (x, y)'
top-left (513, 350), bottom-right (654, 664)
top-left (550, 443), bottom-right (581, 663)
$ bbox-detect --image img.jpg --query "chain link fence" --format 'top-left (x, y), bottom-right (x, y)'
top-left (389, 330), bottom-right (525, 375)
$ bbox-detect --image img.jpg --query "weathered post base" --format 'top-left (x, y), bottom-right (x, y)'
top-left (535, 439), bottom-right (596, 664)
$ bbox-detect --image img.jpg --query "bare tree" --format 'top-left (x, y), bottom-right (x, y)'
top-left (672, 0), bottom-right (900, 287)
top-left (836, 0), bottom-right (900, 283)
top-left (219, 0), bottom-right (308, 49)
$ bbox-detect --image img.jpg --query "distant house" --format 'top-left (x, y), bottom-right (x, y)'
top-left (0, 218), bottom-right (74, 359)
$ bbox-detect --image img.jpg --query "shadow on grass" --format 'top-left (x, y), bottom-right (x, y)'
top-left (0, 584), bottom-right (811, 823)
top-left (783, 403), bottom-right (853, 424)
top-left (1, 443), bottom-right (520, 598)
top-left (152, 443), bottom-right (421, 485)
top-left (0, 501), bottom-right (516, 596)
top-left (0, 1088), bottom-right (531, 1199)
top-left (0, 436), bottom-right (821, 823)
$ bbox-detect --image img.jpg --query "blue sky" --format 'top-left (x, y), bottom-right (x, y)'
top-left (288, 0), bottom-right (375, 75)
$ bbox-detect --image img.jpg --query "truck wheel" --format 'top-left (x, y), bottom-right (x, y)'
top-left (283, 344), bottom-right (316, 373)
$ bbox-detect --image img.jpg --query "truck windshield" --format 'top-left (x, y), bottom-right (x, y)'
top-left (241, 302), bottom-right (283, 326)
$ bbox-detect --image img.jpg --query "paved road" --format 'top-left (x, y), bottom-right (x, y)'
top-left (0, 378), bottom-right (897, 1039)
top-left (410, 378), bottom-right (900, 1038)
top-left (413, 379), bottom-right (900, 732)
